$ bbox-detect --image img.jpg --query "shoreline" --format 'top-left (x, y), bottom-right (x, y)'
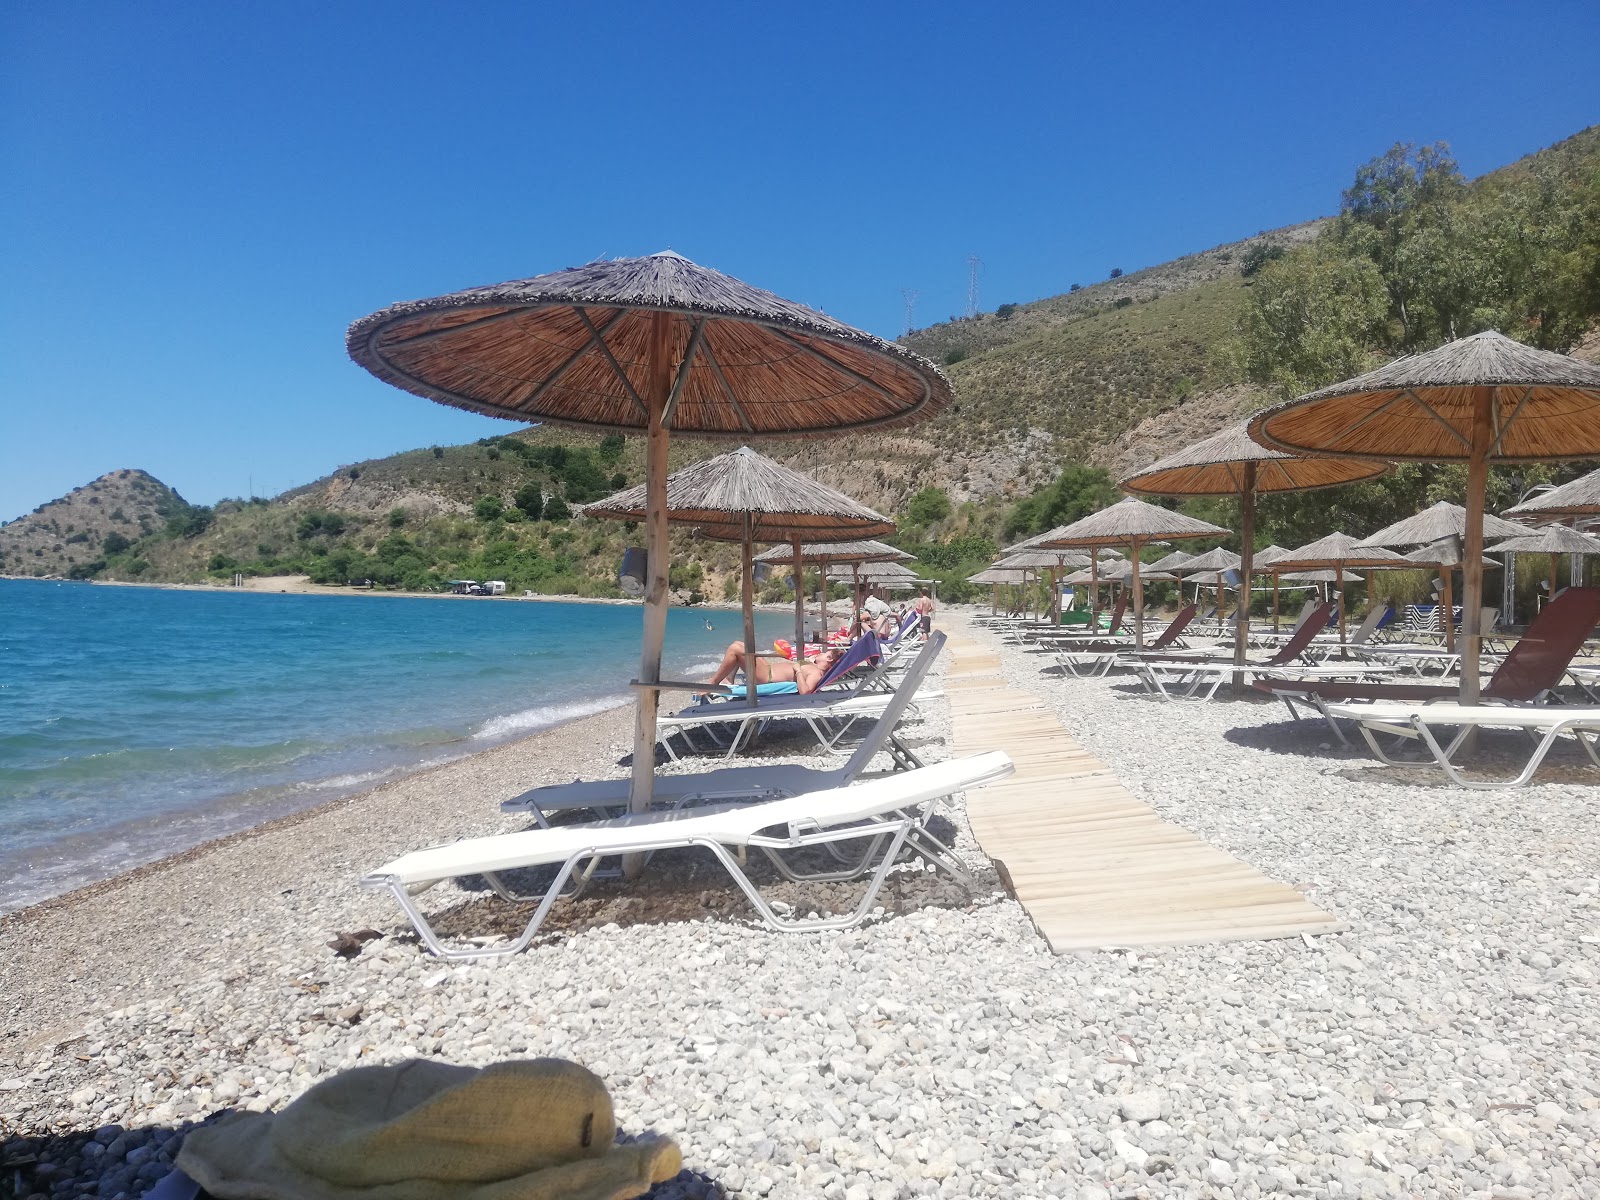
top-left (1, 574), bottom-right (802, 612)
top-left (0, 696), bottom-right (631, 929)
top-left (0, 699), bottom-right (644, 1060)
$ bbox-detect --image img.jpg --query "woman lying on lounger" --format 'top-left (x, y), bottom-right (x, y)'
top-left (706, 641), bottom-right (842, 694)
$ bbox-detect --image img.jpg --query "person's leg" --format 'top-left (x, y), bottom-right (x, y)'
top-left (707, 641), bottom-right (749, 686)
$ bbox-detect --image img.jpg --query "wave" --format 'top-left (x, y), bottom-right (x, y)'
top-left (471, 695), bottom-right (629, 741)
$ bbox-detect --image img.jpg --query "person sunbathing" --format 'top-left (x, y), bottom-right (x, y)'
top-left (706, 641), bottom-right (841, 694)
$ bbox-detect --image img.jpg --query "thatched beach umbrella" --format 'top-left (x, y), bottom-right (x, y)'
top-left (1122, 420), bottom-right (1385, 678)
top-left (1252, 330), bottom-right (1600, 703)
top-left (1146, 549), bottom-right (1198, 573)
top-left (1354, 501), bottom-right (1527, 650)
top-left (1504, 466), bottom-right (1600, 521)
top-left (1251, 544), bottom-right (1292, 631)
top-left (587, 446), bottom-right (892, 711)
top-left (347, 252), bottom-right (949, 831)
top-left (994, 548), bottom-right (1090, 623)
top-left (1486, 524), bottom-right (1600, 606)
top-left (1029, 497), bottom-right (1228, 646)
top-left (754, 539), bottom-right (910, 644)
top-left (970, 566), bottom-right (1029, 615)
top-left (1268, 532), bottom-right (1411, 645)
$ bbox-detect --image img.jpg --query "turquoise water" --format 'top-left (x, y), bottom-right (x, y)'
top-left (0, 579), bottom-right (787, 912)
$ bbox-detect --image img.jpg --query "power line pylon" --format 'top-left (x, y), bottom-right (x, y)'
top-left (900, 288), bottom-right (919, 335)
top-left (965, 255), bottom-right (982, 319)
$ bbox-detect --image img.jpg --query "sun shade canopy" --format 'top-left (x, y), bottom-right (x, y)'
top-left (1269, 531), bottom-right (1412, 573)
top-left (1173, 547), bottom-right (1241, 573)
top-left (1250, 331), bottom-right (1600, 463)
top-left (347, 252), bottom-right (953, 438)
top-left (1120, 420), bottom-right (1386, 496)
top-left (752, 538), bottom-right (911, 565)
top-left (1486, 525), bottom-right (1600, 555)
top-left (1504, 467), bottom-right (1600, 519)
top-left (585, 445), bottom-right (893, 542)
top-left (1354, 500), bottom-right (1526, 548)
top-left (1027, 496), bottom-right (1229, 549)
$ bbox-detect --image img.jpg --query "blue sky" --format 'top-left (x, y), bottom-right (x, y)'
top-left (3, 2), bottom-right (1597, 522)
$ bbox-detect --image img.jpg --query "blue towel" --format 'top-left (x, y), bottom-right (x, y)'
top-left (717, 681), bottom-right (799, 700)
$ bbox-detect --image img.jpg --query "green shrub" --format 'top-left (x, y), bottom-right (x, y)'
top-left (473, 495), bottom-right (504, 521)
top-left (906, 487), bottom-right (952, 525)
top-left (996, 303), bottom-right (1018, 320)
top-left (514, 483), bottom-right (544, 520)
top-left (943, 348), bottom-right (968, 366)
top-left (597, 434), bottom-right (626, 462)
top-left (102, 532), bottom-right (133, 555)
top-left (542, 496), bottom-right (571, 521)
top-left (388, 508), bottom-right (408, 527)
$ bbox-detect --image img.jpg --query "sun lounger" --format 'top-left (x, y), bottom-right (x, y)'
top-left (362, 750), bottom-right (1016, 958)
top-left (658, 633), bottom-right (945, 759)
top-left (1052, 604), bottom-right (1198, 677)
top-left (1121, 603), bottom-right (1339, 699)
top-left (1257, 588), bottom-right (1600, 739)
top-left (503, 633), bottom-right (947, 825)
top-left (1324, 701), bottom-right (1600, 788)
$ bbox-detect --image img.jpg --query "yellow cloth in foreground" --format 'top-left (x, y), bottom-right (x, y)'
top-left (176, 1058), bottom-right (681, 1200)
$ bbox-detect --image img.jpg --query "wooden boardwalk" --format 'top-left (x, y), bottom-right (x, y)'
top-left (945, 632), bottom-right (1346, 952)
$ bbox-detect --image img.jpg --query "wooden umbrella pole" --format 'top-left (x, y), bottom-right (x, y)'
top-left (1461, 388), bottom-right (1494, 705)
top-left (626, 311), bottom-right (673, 874)
top-left (1441, 566), bottom-right (1454, 651)
top-left (1551, 555), bottom-right (1560, 605)
top-left (1090, 554), bottom-right (1100, 630)
top-left (1336, 563), bottom-right (1347, 650)
top-left (1272, 573), bottom-right (1280, 632)
top-left (1131, 539), bottom-right (1145, 649)
top-left (852, 563), bottom-right (861, 630)
top-left (791, 538), bottom-right (805, 652)
top-left (742, 513), bottom-right (758, 710)
top-left (990, 582), bottom-right (997, 616)
top-left (1234, 465), bottom-right (1257, 690)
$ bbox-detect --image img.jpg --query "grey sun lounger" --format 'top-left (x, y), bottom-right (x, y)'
top-left (362, 750), bottom-right (1016, 958)
top-left (657, 633), bottom-right (946, 760)
top-left (502, 632), bottom-right (946, 826)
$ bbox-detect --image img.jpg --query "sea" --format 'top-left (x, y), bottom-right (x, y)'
top-left (0, 578), bottom-right (788, 914)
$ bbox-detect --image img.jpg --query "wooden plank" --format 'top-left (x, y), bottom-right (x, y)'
top-left (946, 630), bottom-right (1345, 953)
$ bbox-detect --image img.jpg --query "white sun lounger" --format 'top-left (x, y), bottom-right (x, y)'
top-left (1126, 659), bottom-right (1399, 701)
top-left (502, 632), bottom-right (945, 826)
top-left (1324, 701), bottom-right (1600, 789)
top-left (657, 635), bottom-right (945, 759)
top-left (362, 750), bottom-right (1016, 958)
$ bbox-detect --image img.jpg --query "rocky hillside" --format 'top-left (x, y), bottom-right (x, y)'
top-left (0, 470), bottom-right (188, 578)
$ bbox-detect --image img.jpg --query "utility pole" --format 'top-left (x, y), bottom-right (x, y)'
top-left (965, 255), bottom-right (982, 319)
top-left (900, 288), bottom-right (919, 335)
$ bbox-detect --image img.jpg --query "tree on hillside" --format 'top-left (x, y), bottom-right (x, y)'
top-left (1003, 466), bottom-right (1118, 539)
top-left (542, 495), bottom-right (571, 521)
top-left (514, 483), bottom-right (544, 521)
top-left (906, 486), bottom-right (952, 525)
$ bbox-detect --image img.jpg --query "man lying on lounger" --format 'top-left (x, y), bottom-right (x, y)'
top-left (706, 641), bottom-right (842, 694)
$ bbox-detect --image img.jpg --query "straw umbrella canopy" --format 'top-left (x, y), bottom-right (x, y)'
top-left (1268, 532), bottom-right (1411, 645)
top-left (1354, 501), bottom-right (1527, 650)
top-left (586, 445), bottom-right (892, 711)
top-left (1486, 524), bottom-right (1600, 603)
top-left (1503, 466), bottom-right (1600, 521)
top-left (1146, 549), bottom-right (1197, 573)
top-left (1029, 497), bottom-right (1228, 646)
top-left (1251, 330), bottom-right (1600, 703)
top-left (1252, 545), bottom-right (1293, 630)
top-left (348, 253), bottom-right (949, 831)
top-left (1174, 547), bottom-right (1242, 573)
top-left (1123, 420), bottom-right (1385, 678)
top-left (993, 549), bottom-right (1091, 623)
top-left (754, 538), bottom-right (910, 643)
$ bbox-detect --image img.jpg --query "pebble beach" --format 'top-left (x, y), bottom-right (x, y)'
top-left (4, 610), bottom-right (1599, 1199)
